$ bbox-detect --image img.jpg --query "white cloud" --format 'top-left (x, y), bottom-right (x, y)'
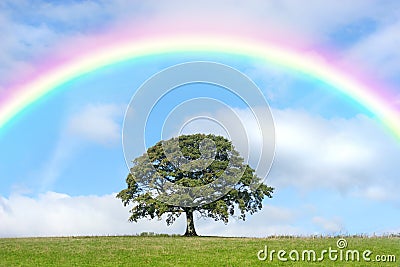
top-left (1, 0), bottom-right (398, 87)
top-left (34, 1), bottom-right (108, 27)
top-left (0, 12), bottom-right (57, 85)
top-left (0, 191), bottom-right (302, 237)
top-left (344, 18), bottom-right (400, 79)
top-left (353, 186), bottom-right (397, 202)
top-left (67, 103), bottom-right (124, 145)
top-left (0, 192), bottom-right (179, 237)
top-left (270, 108), bottom-right (400, 201)
top-left (0, 1), bottom-right (116, 87)
top-left (36, 103), bottom-right (124, 190)
top-left (312, 216), bottom-right (343, 234)
top-left (116, 0), bottom-right (398, 45)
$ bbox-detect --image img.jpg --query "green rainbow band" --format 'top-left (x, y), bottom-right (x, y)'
top-left (1, 35), bottom-right (399, 140)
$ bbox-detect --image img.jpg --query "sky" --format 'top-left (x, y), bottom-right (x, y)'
top-left (0, 0), bottom-right (400, 237)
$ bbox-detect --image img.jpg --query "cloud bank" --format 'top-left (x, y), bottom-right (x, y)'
top-left (0, 191), bottom-right (301, 238)
top-left (2, 107), bottom-right (398, 237)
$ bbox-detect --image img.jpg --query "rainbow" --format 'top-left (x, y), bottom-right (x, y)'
top-left (0, 33), bottom-right (399, 139)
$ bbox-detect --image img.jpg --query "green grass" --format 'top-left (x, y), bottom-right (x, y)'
top-left (0, 235), bottom-right (399, 266)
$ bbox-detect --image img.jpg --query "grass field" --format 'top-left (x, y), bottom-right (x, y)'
top-left (0, 235), bottom-right (399, 266)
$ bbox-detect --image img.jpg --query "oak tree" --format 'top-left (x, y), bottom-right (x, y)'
top-left (117, 134), bottom-right (273, 236)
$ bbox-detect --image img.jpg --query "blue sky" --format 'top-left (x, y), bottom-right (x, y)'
top-left (0, 0), bottom-right (400, 237)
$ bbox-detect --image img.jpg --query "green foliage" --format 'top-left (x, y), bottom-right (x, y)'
top-left (117, 134), bottom-right (274, 233)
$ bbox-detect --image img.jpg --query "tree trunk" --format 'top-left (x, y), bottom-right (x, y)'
top-left (184, 210), bottom-right (198, 236)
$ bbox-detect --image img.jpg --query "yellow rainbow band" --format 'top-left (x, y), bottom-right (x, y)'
top-left (1, 35), bottom-right (399, 140)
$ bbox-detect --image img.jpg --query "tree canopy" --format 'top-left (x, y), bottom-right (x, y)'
top-left (117, 133), bottom-right (273, 236)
